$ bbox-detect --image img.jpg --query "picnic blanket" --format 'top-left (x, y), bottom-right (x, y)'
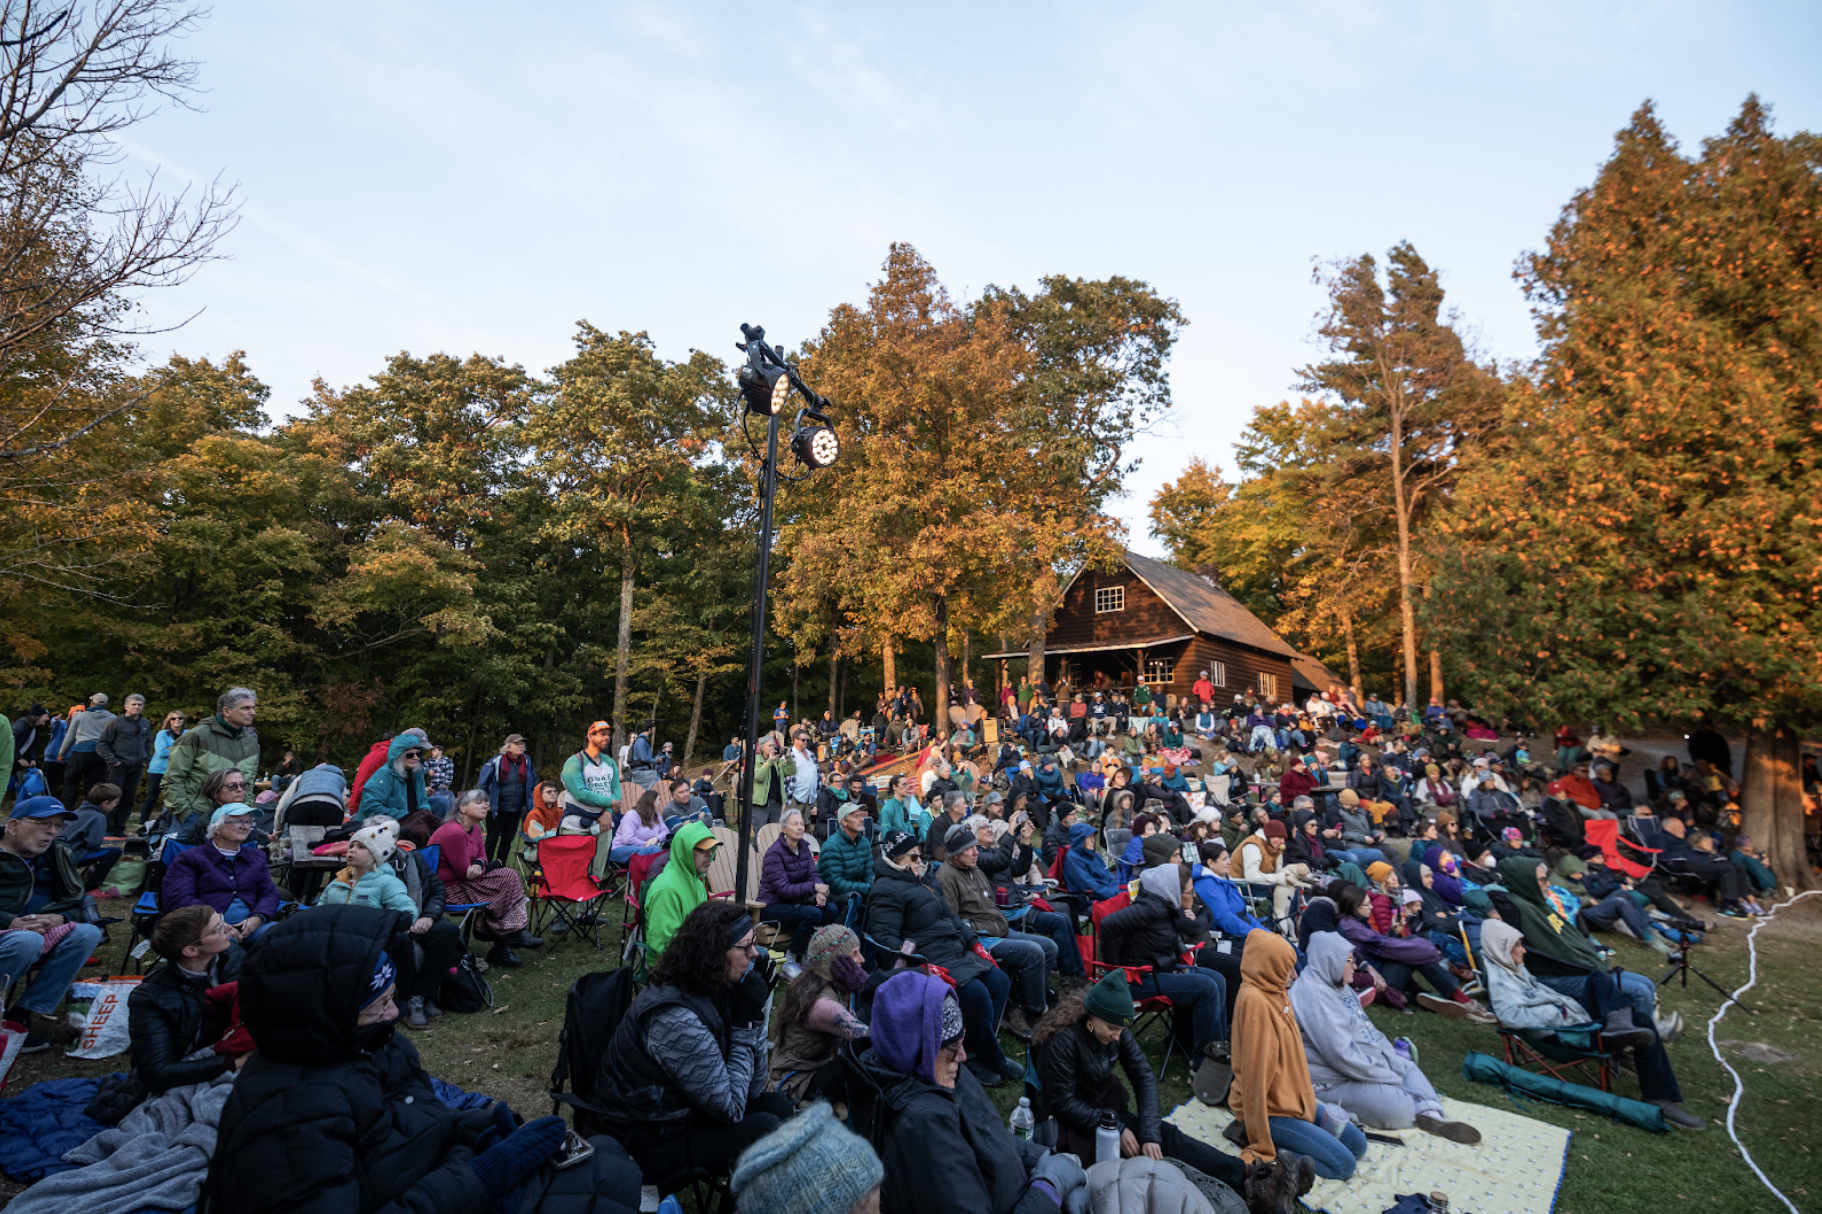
top-left (1167, 1093), bottom-right (1571, 1214)
top-left (0, 1070), bottom-right (497, 1211)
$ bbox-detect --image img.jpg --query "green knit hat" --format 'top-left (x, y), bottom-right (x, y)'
top-left (1083, 969), bottom-right (1135, 1028)
top-left (731, 1101), bottom-right (881, 1214)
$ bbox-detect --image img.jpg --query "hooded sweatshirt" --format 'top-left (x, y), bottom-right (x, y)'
top-left (1478, 918), bottom-right (1592, 1031)
top-left (643, 821), bottom-right (715, 958)
top-left (1493, 855), bottom-right (1606, 977)
top-left (1192, 863), bottom-right (1269, 940)
top-left (1290, 932), bottom-right (1408, 1090)
top-left (1063, 821), bottom-right (1117, 901)
top-left (1228, 929), bottom-right (1317, 1164)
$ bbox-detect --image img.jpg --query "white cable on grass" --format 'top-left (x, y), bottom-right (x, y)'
top-left (1705, 887), bottom-right (1821, 1214)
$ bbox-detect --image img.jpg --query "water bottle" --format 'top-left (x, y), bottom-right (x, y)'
top-left (1009, 1096), bottom-right (1034, 1140)
top-left (1095, 1110), bottom-right (1121, 1166)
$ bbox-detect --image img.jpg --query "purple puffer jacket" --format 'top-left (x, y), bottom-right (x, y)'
top-left (1338, 911), bottom-right (1442, 966)
top-left (757, 836), bottom-right (819, 905)
top-left (161, 843), bottom-right (282, 920)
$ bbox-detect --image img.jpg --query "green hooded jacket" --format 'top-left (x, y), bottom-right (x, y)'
top-left (1494, 855), bottom-right (1606, 977)
top-left (164, 715), bottom-right (260, 823)
top-left (642, 820), bottom-right (715, 960)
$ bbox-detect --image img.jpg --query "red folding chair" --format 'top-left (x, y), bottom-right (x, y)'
top-left (1086, 894), bottom-right (1195, 1081)
top-left (618, 850), bottom-right (665, 965)
top-left (528, 836), bottom-right (614, 950)
top-left (1582, 819), bottom-right (1656, 880)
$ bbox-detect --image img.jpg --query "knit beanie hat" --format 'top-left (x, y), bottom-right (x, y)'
top-left (940, 992), bottom-right (964, 1045)
top-left (731, 1101), bottom-right (882, 1214)
top-left (881, 830), bottom-right (918, 860)
top-left (945, 825), bottom-right (978, 857)
top-left (1338, 788), bottom-right (1360, 807)
top-left (1083, 969), bottom-right (1135, 1028)
top-left (1366, 860), bottom-right (1394, 884)
top-left (1141, 832), bottom-right (1178, 869)
top-left (350, 823), bottom-right (397, 866)
top-left (806, 924), bottom-right (858, 973)
top-left (1424, 763), bottom-right (1441, 777)
top-left (1262, 820), bottom-right (1288, 841)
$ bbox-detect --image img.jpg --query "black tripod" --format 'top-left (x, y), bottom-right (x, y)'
top-left (1656, 936), bottom-right (1750, 1012)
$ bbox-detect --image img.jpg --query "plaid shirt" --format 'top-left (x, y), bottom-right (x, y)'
top-left (424, 754), bottom-right (455, 793)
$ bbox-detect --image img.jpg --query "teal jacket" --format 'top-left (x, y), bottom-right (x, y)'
top-left (818, 827), bottom-right (874, 898)
top-left (356, 735), bottom-right (429, 822)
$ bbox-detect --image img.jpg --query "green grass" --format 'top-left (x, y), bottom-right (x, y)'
top-left (6, 890), bottom-right (1821, 1213)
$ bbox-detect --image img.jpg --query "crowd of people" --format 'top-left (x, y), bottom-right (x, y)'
top-left (2, 674), bottom-right (1816, 1214)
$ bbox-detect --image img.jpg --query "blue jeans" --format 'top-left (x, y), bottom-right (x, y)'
top-left (0, 921), bottom-right (105, 1015)
top-left (224, 897), bottom-right (274, 944)
top-left (958, 965), bottom-right (1013, 1072)
top-left (762, 899), bottom-right (846, 956)
top-left (609, 843), bottom-right (664, 864)
top-left (1328, 847), bottom-right (1386, 867)
top-left (1131, 968), bottom-right (1228, 1058)
top-left (428, 791), bottom-right (454, 819)
top-left (1020, 908), bottom-right (1083, 977)
top-left (1267, 1115), bottom-right (1369, 1180)
top-left (1539, 969), bottom-right (1656, 1024)
top-left (1580, 891), bottom-right (1655, 940)
top-left (984, 936), bottom-right (1051, 1015)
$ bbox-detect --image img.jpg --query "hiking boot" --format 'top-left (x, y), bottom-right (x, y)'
top-left (1600, 1009), bottom-right (1654, 1050)
top-left (510, 930), bottom-right (543, 950)
top-left (1243, 1157), bottom-right (1299, 1214)
top-left (422, 998), bottom-right (443, 1019)
top-left (1655, 1010), bottom-right (1684, 1044)
top-left (1416, 991), bottom-right (1468, 1019)
top-left (1003, 1007), bottom-right (1035, 1041)
top-left (1655, 1100), bottom-right (1707, 1131)
top-left (486, 943), bottom-right (523, 968)
top-left (404, 996), bottom-right (429, 1030)
top-left (1414, 1113), bottom-right (1482, 1144)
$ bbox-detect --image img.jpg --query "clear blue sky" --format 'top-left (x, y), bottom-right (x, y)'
top-left (124, 1), bottom-right (1822, 553)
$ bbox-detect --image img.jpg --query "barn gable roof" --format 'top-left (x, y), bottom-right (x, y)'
top-left (1077, 550), bottom-right (1298, 658)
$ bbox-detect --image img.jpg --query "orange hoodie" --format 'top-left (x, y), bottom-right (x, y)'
top-left (1227, 929), bottom-right (1318, 1164)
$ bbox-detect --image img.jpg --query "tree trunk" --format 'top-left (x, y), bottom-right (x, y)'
top-left (828, 645), bottom-right (839, 715)
top-left (1424, 581), bottom-right (1442, 704)
top-left (1389, 410), bottom-right (1419, 711)
top-left (612, 549), bottom-right (636, 752)
top-left (791, 648), bottom-right (799, 726)
top-left (962, 631), bottom-right (971, 692)
top-left (837, 656), bottom-right (847, 720)
top-left (1341, 607), bottom-right (1363, 701)
top-left (882, 635), bottom-right (897, 696)
top-left (934, 593), bottom-right (953, 735)
top-left (685, 668), bottom-right (707, 769)
top-left (1742, 723), bottom-right (1814, 893)
top-left (1027, 607), bottom-right (1046, 692)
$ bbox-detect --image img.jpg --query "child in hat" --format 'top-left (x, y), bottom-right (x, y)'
top-left (319, 823), bottom-right (417, 915)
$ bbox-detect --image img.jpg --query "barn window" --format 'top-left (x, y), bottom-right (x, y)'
top-left (1209, 662), bottom-right (1226, 688)
top-left (1258, 671), bottom-right (1278, 700)
top-left (1094, 586), bottom-right (1125, 614)
top-left (1145, 656), bottom-right (1175, 684)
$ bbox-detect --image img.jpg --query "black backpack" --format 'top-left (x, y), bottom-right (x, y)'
top-left (440, 952), bottom-right (494, 1013)
top-left (548, 969), bottom-right (638, 1136)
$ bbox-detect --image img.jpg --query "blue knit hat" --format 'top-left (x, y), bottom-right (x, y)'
top-left (730, 1102), bottom-right (881, 1214)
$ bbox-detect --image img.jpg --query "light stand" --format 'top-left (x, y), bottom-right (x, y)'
top-left (733, 324), bottom-right (839, 901)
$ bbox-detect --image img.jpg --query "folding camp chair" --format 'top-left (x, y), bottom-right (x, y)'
top-left (420, 845), bottom-right (489, 945)
top-left (126, 837), bottom-right (195, 973)
top-left (1498, 1024), bottom-right (1616, 1092)
top-left (526, 835), bottom-right (615, 950)
top-left (1086, 893), bottom-right (1193, 1082)
top-left (618, 850), bottom-right (668, 970)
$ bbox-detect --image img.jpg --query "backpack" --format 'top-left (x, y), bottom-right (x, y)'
top-left (16, 769), bottom-right (46, 799)
top-left (548, 969), bottom-right (638, 1136)
top-left (439, 952), bottom-right (493, 1013)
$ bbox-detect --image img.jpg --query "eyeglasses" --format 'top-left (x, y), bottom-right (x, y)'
top-left (735, 941), bottom-right (760, 955)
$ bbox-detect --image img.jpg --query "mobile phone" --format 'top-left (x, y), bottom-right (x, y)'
top-left (553, 1129), bottom-right (595, 1171)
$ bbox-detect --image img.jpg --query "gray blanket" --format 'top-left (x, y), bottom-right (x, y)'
top-left (8, 1069), bottom-right (237, 1214)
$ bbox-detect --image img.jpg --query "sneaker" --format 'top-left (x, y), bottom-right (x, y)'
top-left (1654, 1100), bottom-right (1707, 1131)
top-left (1461, 1001), bottom-right (1499, 1025)
top-left (16, 1031), bottom-right (50, 1055)
top-left (964, 1058), bottom-right (1004, 1088)
top-left (1717, 905), bottom-right (1749, 919)
top-left (1655, 1010), bottom-right (1684, 1044)
top-left (1003, 1007), bottom-right (1035, 1041)
top-left (1414, 1113), bottom-right (1482, 1144)
top-left (30, 1013), bottom-right (78, 1047)
top-left (998, 1054), bottom-right (1025, 1083)
top-left (1416, 992), bottom-right (1468, 1019)
top-left (404, 996), bottom-right (429, 1030)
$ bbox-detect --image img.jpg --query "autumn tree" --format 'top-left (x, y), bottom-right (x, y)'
top-left (1299, 244), bottom-right (1503, 709)
top-left (1432, 98), bottom-right (1821, 886)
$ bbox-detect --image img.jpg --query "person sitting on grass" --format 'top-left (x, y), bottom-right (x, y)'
top-left (1333, 883), bottom-right (1494, 1022)
top-left (202, 904), bottom-right (643, 1214)
top-left (1227, 929), bottom-right (1366, 1182)
top-left (1031, 970), bottom-right (1307, 1214)
top-left (593, 900), bottom-right (793, 1187)
top-left (430, 790), bottom-right (541, 968)
top-left (163, 796), bottom-right (281, 945)
top-left (127, 903), bottom-right (247, 1096)
top-left (1291, 931), bottom-right (1480, 1143)
top-left (1479, 918), bottom-right (1705, 1130)
top-left (855, 969), bottom-right (1090, 1214)
top-left (768, 924), bottom-right (871, 1106)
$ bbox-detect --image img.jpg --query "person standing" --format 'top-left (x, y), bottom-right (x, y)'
top-left (137, 710), bottom-right (187, 827)
top-left (559, 720), bottom-right (624, 832)
top-left (57, 693), bottom-right (116, 809)
top-left (786, 733), bottom-right (820, 831)
top-left (421, 746), bottom-right (455, 817)
top-left (477, 734), bottom-right (538, 864)
top-left (98, 694), bottom-right (153, 832)
top-left (9, 704), bottom-right (53, 804)
top-left (163, 688), bottom-right (260, 832)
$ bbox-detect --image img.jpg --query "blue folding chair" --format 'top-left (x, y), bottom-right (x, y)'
top-left (126, 837), bottom-right (195, 972)
top-left (421, 844), bottom-right (488, 944)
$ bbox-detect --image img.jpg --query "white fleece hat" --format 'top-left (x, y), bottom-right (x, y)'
top-left (349, 823), bottom-right (397, 866)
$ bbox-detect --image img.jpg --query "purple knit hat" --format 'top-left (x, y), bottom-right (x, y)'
top-left (871, 970), bottom-right (954, 1085)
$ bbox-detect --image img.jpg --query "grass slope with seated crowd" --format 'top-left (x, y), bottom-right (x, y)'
top-left (4, 768), bottom-right (1820, 1213)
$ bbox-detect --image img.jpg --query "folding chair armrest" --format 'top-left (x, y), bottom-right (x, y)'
top-left (1089, 960), bottom-right (1154, 982)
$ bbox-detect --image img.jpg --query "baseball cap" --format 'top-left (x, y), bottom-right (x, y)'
top-left (9, 796), bottom-right (74, 822)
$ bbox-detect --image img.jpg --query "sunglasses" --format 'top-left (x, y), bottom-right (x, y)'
top-left (402, 750), bottom-right (422, 760)
top-left (223, 780), bottom-right (247, 790)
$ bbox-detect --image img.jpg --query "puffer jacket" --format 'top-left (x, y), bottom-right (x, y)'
top-left (816, 827), bottom-right (874, 899)
top-left (355, 735), bottom-right (430, 823)
top-left (164, 715), bottom-right (260, 824)
top-left (128, 950), bottom-right (243, 1094)
top-left (1033, 1020), bottom-right (1161, 1147)
top-left (162, 843), bottom-right (282, 921)
top-left (756, 835), bottom-right (819, 905)
top-left (1084, 1158), bottom-right (1225, 1214)
top-left (863, 857), bottom-right (987, 987)
top-left (199, 905), bottom-right (493, 1214)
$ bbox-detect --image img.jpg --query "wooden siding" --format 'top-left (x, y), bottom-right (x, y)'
top-left (1049, 565), bottom-right (1183, 649)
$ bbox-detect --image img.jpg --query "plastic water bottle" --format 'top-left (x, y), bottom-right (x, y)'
top-left (1095, 1110), bottom-right (1121, 1166)
top-left (1009, 1096), bottom-right (1034, 1140)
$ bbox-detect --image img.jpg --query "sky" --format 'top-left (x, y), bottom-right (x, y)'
top-left (120, 0), bottom-right (1822, 554)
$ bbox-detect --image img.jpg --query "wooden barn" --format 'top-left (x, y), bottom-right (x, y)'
top-left (989, 550), bottom-right (1311, 705)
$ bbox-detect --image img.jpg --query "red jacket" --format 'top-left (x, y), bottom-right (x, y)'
top-left (1279, 768), bottom-right (1318, 801)
top-left (1192, 678), bottom-right (1215, 704)
top-left (347, 739), bottom-right (391, 817)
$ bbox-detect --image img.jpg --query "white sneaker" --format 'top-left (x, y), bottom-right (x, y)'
top-left (640, 1184), bottom-right (661, 1213)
